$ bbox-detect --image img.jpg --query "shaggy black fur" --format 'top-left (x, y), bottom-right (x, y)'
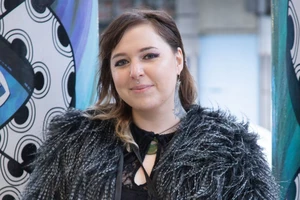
top-left (22, 105), bottom-right (279, 200)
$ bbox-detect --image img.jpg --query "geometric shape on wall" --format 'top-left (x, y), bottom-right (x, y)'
top-left (285, 167), bottom-right (300, 199)
top-left (0, 0), bottom-right (24, 16)
top-left (0, 19), bottom-right (3, 35)
top-left (7, 98), bottom-right (35, 133)
top-left (52, 17), bottom-right (72, 57)
top-left (0, 0), bottom-right (98, 198)
top-left (0, 36), bottom-right (34, 129)
top-left (0, 70), bottom-right (10, 107)
top-left (296, 172), bottom-right (300, 199)
top-left (286, 0), bottom-right (300, 124)
top-left (4, 29), bottom-right (33, 63)
top-left (14, 134), bottom-right (42, 172)
top-left (24, 0), bottom-right (52, 23)
top-left (32, 61), bottom-right (51, 99)
top-left (0, 125), bottom-right (8, 152)
top-left (43, 107), bottom-right (65, 140)
top-left (0, 186), bottom-right (21, 200)
top-left (1, 155), bottom-right (28, 187)
top-left (288, 0), bottom-right (300, 67)
top-left (62, 60), bottom-right (75, 107)
top-left (0, 134), bottom-right (42, 186)
top-left (0, 1), bottom-right (7, 16)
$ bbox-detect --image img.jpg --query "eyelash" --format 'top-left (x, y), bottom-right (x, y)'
top-left (143, 53), bottom-right (159, 60)
top-left (114, 53), bottom-right (160, 67)
top-left (114, 59), bottom-right (129, 67)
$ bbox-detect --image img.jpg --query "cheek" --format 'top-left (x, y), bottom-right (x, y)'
top-left (111, 68), bottom-right (119, 82)
top-left (111, 69), bottom-right (126, 89)
top-left (155, 62), bottom-right (177, 84)
top-left (155, 73), bottom-right (177, 94)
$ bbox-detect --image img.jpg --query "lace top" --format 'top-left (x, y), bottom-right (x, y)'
top-left (121, 123), bottom-right (175, 200)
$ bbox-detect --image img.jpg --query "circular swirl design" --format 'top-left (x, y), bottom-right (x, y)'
top-left (62, 60), bottom-right (75, 107)
top-left (14, 134), bottom-right (43, 166)
top-left (8, 98), bottom-right (36, 133)
top-left (25, 0), bottom-right (53, 23)
top-left (288, 0), bottom-right (300, 81)
top-left (32, 61), bottom-right (51, 99)
top-left (0, 134), bottom-right (42, 186)
top-left (4, 29), bottom-right (34, 63)
top-left (43, 107), bottom-right (66, 140)
top-left (288, 0), bottom-right (299, 66)
top-left (0, 125), bottom-right (8, 152)
top-left (0, 18), bottom-right (4, 35)
top-left (0, 0), bottom-right (6, 16)
top-left (0, 186), bottom-right (21, 200)
top-left (52, 18), bottom-right (72, 57)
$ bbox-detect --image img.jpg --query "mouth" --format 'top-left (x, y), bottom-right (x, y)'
top-left (130, 84), bottom-right (153, 92)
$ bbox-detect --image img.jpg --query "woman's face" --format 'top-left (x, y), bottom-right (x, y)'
top-left (110, 23), bottom-right (183, 113)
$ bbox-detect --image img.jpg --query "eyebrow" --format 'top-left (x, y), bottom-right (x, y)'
top-left (111, 46), bottom-right (158, 60)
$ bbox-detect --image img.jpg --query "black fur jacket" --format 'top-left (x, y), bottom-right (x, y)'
top-left (22, 105), bottom-right (279, 200)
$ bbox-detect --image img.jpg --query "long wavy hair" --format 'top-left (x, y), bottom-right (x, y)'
top-left (91, 9), bottom-right (197, 146)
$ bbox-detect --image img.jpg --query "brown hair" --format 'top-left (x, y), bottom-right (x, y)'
top-left (91, 9), bottom-right (197, 146)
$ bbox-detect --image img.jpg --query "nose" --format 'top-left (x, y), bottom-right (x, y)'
top-left (129, 60), bottom-right (144, 80)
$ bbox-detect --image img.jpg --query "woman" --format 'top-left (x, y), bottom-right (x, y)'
top-left (22, 9), bottom-right (279, 200)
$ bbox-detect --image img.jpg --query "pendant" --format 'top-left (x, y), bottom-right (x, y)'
top-left (147, 138), bottom-right (158, 155)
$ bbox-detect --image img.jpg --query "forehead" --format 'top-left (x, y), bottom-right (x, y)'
top-left (123, 23), bottom-right (159, 38)
top-left (112, 23), bottom-right (169, 53)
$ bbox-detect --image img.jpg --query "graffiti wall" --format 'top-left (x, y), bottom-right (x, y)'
top-left (0, 0), bottom-right (98, 198)
top-left (272, 0), bottom-right (300, 199)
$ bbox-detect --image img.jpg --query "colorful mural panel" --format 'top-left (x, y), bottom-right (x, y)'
top-left (273, 0), bottom-right (300, 199)
top-left (0, 0), bottom-right (98, 198)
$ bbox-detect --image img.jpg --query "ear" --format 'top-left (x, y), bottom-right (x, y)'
top-left (175, 47), bottom-right (184, 75)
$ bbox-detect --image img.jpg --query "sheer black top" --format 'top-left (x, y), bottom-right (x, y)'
top-left (121, 124), bottom-right (174, 200)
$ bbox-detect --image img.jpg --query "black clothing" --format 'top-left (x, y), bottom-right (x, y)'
top-left (122, 124), bottom-right (174, 199)
top-left (22, 105), bottom-right (279, 200)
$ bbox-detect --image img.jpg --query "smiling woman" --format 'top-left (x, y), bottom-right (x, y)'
top-left (22, 9), bottom-right (279, 200)
top-left (110, 24), bottom-right (183, 118)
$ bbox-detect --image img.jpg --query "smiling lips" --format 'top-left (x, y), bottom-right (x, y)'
top-left (130, 84), bottom-right (153, 92)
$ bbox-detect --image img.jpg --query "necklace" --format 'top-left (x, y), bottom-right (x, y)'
top-left (146, 121), bottom-right (180, 155)
top-left (157, 121), bottom-right (180, 135)
top-left (147, 138), bottom-right (159, 155)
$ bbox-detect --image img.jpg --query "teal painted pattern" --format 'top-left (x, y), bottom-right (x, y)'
top-left (272, 0), bottom-right (300, 199)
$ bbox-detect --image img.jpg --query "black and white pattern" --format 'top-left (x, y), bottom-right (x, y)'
top-left (0, 186), bottom-right (21, 200)
top-left (32, 61), bottom-right (51, 99)
top-left (288, 0), bottom-right (300, 78)
top-left (0, 0), bottom-right (76, 198)
top-left (7, 98), bottom-right (36, 133)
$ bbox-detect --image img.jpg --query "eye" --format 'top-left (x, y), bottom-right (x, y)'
top-left (144, 53), bottom-right (159, 60)
top-left (115, 59), bottom-right (129, 67)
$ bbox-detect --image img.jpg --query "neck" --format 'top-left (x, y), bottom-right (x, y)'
top-left (132, 108), bottom-right (182, 134)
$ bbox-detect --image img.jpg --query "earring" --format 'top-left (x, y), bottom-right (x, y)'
top-left (174, 74), bottom-right (186, 119)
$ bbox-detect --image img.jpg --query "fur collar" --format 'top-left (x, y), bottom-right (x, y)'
top-left (22, 105), bottom-right (278, 200)
top-left (154, 105), bottom-right (278, 199)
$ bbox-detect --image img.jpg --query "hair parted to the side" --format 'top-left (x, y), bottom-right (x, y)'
top-left (89, 9), bottom-right (197, 147)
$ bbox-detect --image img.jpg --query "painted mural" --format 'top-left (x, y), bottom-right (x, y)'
top-left (273, 0), bottom-right (300, 199)
top-left (0, 0), bottom-right (98, 198)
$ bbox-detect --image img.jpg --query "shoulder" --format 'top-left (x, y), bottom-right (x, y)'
top-left (186, 104), bottom-right (248, 129)
top-left (182, 105), bottom-right (262, 167)
top-left (34, 108), bottom-right (119, 169)
top-left (157, 105), bottom-right (279, 199)
top-left (184, 104), bottom-right (255, 142)
top-left (22, 108), bottom-right (120, 199)
top-left (46, 108), bottom-right (115, 141)
top-left (36, 108), bottom-right (118, 163)
top-left (182, 105), bottom-right (262, 168)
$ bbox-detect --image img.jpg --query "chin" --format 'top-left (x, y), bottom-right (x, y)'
top-left (132, 101), bottom-right (169, 113)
